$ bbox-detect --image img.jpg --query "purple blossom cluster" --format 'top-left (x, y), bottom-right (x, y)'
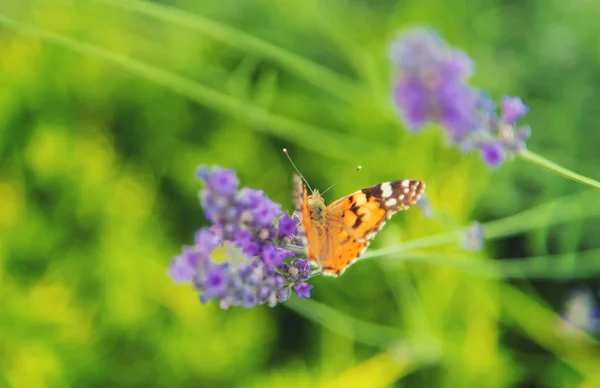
top-left (169, 166), bottom-right (313, 309)
top-left (391, 28), bottom-right (531, 168)
top-left (462, 221), bottom-right (485, 252)
top-left (559, 288), bottom-right (600, 336)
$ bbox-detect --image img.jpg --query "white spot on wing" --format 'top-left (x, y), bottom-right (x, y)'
top-left (381, 182), bottom-right (392, 198)
top-left (401, 180), bottom-right (411, 188)
top-left (385, 198), bottom-right (397, 207)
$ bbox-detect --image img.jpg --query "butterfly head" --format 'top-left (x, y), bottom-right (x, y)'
top-left (307, 189), bottom-right (326, 223)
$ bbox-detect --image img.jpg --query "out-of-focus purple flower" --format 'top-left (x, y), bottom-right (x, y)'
top-left (169, 166), bottom-right (314, 309)
top-left (479, 141), bottom-right (506, 169)
top-left (391, 28), bottom-right (478, 136)
top-left (196, 165), bottom-right (210, 181)
top-left (195, 228), bottom-right (221, 256)
top-left (236, 187), bottom-right (265, 209)
top-left (254, 200), bottom-right (282, 227)
top-left (281, 259), bottom-right (312, 283)
top-left (438, 82), bottom-right (479, 141)
top-left (559, 288), bottom-right (600, 336)
top-left (393, 79), bottom-right (429, 130)
top-left (260, 242), bottom-right (292, 269)
top-left (501, 96), bottom-right (528, 126)
top-left (206, 167), bottom-right (239, 195)
top-left (169, 248), bottom-right (201, 283)
top-left (232, 229), bottom-right (253, 246)
top-left (416, 193), bottom-right (433, 219)
top-left (463, 221), bottom-right (484, 252)
top-left (240, 240), bottom-right (260, 257)
top-left (294, 282), bottom-right (313, 299)
top-left (278, 214), bottom-right (297, 237)
top-left (203, 265), bottom-right (229, 298)
top-left (390, 28), bottom-right (531, 169)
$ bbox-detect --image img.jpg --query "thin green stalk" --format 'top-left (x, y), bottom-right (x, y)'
top-left (520, 150), bottom-right (600, 189)
top-left (360, 230), bottom-right (462, 260)
top-left (380, 261), bottom-right (437, 348)
top-left (380, 249), bottom-right (600, 279)
top-left (363, 188), bottom-right (599, 260)
top-left (0, 15), bottom-right (372, 161)
top-left (499, 284), bottom-right (600, 379)
top-left (95, 0), bottom-right (362, 103)
top-left (284, 297), bottom-right (402, 349)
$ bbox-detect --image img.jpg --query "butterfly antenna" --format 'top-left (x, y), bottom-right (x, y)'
top-left (283, 148), bottom-right (313, 192)
top-left (321, 165), bottom-right (362, 195)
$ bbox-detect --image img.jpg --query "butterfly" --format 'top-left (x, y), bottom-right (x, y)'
top-left (295, 176), bottom-right (425, 276)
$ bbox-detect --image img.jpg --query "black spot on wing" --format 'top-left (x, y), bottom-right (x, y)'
top-left (352, 214), bottom-right (363, 228)
top-left (390, 180), bottom-right (408, 193)
top-left (361, 184), bottom-right (383, 201)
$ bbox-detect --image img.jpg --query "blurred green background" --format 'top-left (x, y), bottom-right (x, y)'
top-left (1, 0), bottom-right (600, 387)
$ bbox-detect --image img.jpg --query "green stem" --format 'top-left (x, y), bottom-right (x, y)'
top-left (499, 284), bottom-right (600, 377)
top-left (381, 249), bottom-right (600, 279)
top-left (283, 244), bottom-right (305, 254)
top-left (284, 297), bottom-right (403, 349)
top-left (95, 0), bottom-right (362, 103)
top-left (520, 150), bottom-right (600, 189)
top-left (363, 188), bottom-right (599, 260)
top-left (0, 15), bottom-right (372, 161)
top-left (360, 230), bottom-right (462, 260)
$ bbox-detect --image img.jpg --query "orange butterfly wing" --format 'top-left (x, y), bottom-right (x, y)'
top-left (302, 180), bottom-right (425, 276)
top-left (301, 185), bottom-right (324, 264)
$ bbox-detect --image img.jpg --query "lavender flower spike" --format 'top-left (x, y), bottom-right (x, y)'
top-left (391, 27), bottom-right (532, 169)
top-left (559, 288), bottom-right (600, 335)
top-left (463, 221), bottom-right (485, 252)
top-left (169, 166), bottom-right (314, 309)
top-left (391, 28), bottom-right (478, 138)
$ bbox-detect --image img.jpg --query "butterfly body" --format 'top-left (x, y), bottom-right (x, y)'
top-left (300, 180), bottom-right (425, 276)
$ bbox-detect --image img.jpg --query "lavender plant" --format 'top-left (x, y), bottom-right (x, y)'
top-left (169, 166), bottom-right (312, 309)
top-left (559, 288), bottom-right (600, 336)
top-left (391, 28), bottom-right (530, 169)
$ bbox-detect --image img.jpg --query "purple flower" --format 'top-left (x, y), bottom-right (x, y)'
top-left (236, 188), bottom-right (265, 209)
top-left (194, 229), bottom-right (221, 256)
top-left (438, 82), bottom-right (478, 140)
top-left (560, 288), bottom-right (600, 335)
top-left (479, 141), bottom-right (506, 169)
top-left (170, 166), bottom-right (314, 309)
top-left (169, 249), bottom-right (199, 283)
top-left (393, 79), bottom-right (429, 131)
top-left (206, 167), bottom-right (239, 195)
top-left (278, 214), bottom-right (297, 237)
top-left (391, 28), bottom-right (531, 169)
top-left (260, 242), bottom-right (286, 268)
top-left (254, 200), bottom-right (282, 227)
top-left (416, 193), bottom-right (433, 219)
top-left (196, 165), bottom-right (210, 181)
top-left (391, 28), bottom-right (478, 136)
top-left (241, 241), bottom-right (260, 257)
top-left (280, 258), bottom-right (312, 284)
top-left (463, 221), bottom-right (484, 252)
top-left (501, 96), bottom-right (528, 126)
top-left (447, 49), bottom-right (475, 79)
top-left (202, 265), bottom-right (229, 298)
top-left (295, 282), bottom-right (313, 299)
top-left (232, 229), bottom-right (253, 246)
